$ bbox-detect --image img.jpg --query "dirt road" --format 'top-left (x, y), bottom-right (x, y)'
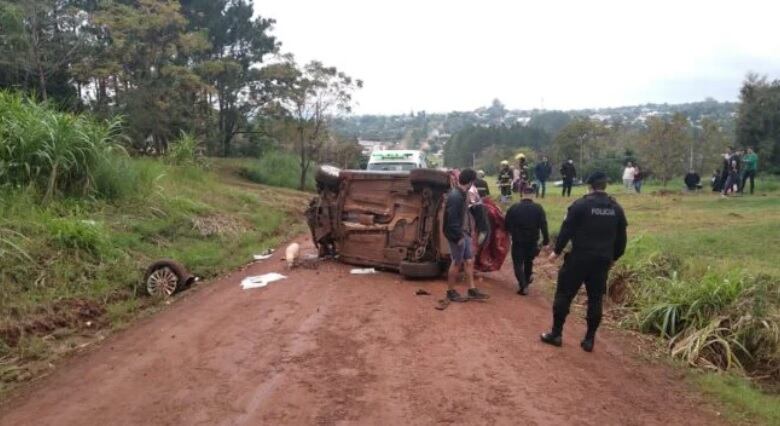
top-left (0, 237), bottom-right (722, 425)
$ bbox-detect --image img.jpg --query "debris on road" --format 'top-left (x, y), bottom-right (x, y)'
top-left (350, 268), bottom-right (377, 275)
top-left (253, 249), bottom-right (275, 261)
top-left (285, 243), bottom-right (300, 269)
top-left (144, 260), bottom-right (196, 297)
top-left (415, 289), bottom-right (431, 296)
top-left (240, 273), bottom-right (287, 290)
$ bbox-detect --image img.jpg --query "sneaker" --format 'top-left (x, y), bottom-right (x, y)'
top-left (517, 285), bottom-right (529, 296)
top-left (446, 289), bottom-right (464, 302)
top-left (467, 288), bottom-right (490, 300)
top-left (581, 337), bottom-right (595, 353)
top-left (540, 332), bottom-right (562, 347)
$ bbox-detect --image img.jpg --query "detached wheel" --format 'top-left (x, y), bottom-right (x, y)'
top-left (410, 169), bottom-right (450, 191)
top-left (400, 261), bottom-right (443, 279)
top-left (144, 260), bottom-right (193, 297)
top-left (315, 165), bottom-right (341, 191)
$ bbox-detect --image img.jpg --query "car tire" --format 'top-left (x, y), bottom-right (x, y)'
top-left (315, 165), bottom-right (341, 191)
top-left (400, 261), bottom-right (443, 279)
top-left (409, 169), bottom-right (450, 190)
top-left (143, 260), bottom-right (193, 297)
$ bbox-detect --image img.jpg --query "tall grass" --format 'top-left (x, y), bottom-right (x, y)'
top-left (611, 246), bottom-right (780, 378)
top-left (0, 91), bottom-right (138, 200)
top-left (240, 151), bottom-right (315, 191)
top-left (166, 131), bottom-right (202, 167)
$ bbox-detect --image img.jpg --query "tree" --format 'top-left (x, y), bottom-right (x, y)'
top-left (89, 0), bottom-right (210, 153)
top-left (736, 73), bottom-right (780, 172)
top-left (264, 57), bottom-right (362, 190)
top-left (0, 0), bottom-right (83, 104)
top-left (184, 0), bottom-right (278, 156)
top-left (690, 118), bottom-right (728, 174)
top-left (639, 113), bottom-right (689, 186)
top-left (552, 118), bottom-right (609, 168)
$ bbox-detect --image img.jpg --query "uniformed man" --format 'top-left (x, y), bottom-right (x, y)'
top-left (541, 172), bottom-right (628, 352)
top-left (497, 161), bottom-right (513, 203)
top-left (505, 188), bottom-right (549, 295)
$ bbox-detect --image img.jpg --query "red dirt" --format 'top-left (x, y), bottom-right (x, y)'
top-left (0, 237), bottom-right (723, 425)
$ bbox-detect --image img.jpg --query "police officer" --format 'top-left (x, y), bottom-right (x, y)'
top-left (505, 188), bottom-right (549, 295)
top-left (541, 172), bottom-right (628, 352)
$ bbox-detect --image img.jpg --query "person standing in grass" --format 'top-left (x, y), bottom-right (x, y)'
top-left (541, 172), bottom-right (627, 353)
top-left (443, 168), bottom-right (490, 302)
top-left (534, 156), bottom-right (552, 199)
top-left (633, 165), bottom-right (644, 193)
top-left (622, 161), bottom-right (636, 192)
top-left (739, 147), bottom-right (758, 195)
top-left (505, 188), bottom-right (549, 295)
top-left (721, 156), bottom-right (741, 196)
top-left (497, 161), bottom-right (513, 203)
top-left (560, 159), bottom-right (576, 197)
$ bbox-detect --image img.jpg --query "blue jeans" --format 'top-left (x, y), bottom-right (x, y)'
top-left (633, 180), bottom-right (642, 193)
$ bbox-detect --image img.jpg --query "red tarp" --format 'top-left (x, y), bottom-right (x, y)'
top-left (474, 197), bottom-right (509, 272)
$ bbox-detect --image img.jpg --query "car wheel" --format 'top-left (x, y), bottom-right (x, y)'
top-left (315, 165), bottom-right (341, 191)
top-left (400, 261), bottom-right (443, 279)
top-left (144, 260), bottom-right (192, 297)
top-left (409, 169), bottom-right (450, 190)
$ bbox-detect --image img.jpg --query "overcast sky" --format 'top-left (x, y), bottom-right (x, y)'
top-left (254, 0), bottom-right (780, 115)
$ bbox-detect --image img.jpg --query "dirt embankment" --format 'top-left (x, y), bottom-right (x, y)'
top-left (0, 237), bottom-right (723, 425)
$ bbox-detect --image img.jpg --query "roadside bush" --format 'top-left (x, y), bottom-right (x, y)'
top-left (0, 91), bottom-right (130, 200)
top-left (166, 131), bottom-right (203, 167)
top-left (612, 249), bottom-right (780, 378)
top-left (47, 218), bottom-right (109, 256)
top-left (240, 151), bottom-right (314, 191)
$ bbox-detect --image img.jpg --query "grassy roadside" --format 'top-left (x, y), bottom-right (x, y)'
top-left (486, 176), bottom-right (780, 424)
top-left (0, 158), bottom-right (311, 395)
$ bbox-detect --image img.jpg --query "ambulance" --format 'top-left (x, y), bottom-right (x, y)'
top-left (366, 150), bottom-right (427, 171)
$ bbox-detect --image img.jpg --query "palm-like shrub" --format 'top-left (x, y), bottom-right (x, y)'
top-left (0, 92), bottom-right (125, 200)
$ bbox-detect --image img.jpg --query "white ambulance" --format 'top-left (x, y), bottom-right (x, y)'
top-left (366, 150), bottom-right (428, 171)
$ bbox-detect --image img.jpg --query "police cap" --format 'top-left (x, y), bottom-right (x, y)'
top-left (586, 171), bottom-right (608, 186)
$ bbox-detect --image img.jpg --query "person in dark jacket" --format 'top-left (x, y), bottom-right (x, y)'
top-left (541, 172), bottom-right (628, 353)
top-left (443, 168), bottom-right (490, 302)
top-left (560, 159), bottom-right (576, 197)
top-left (684, 170), bottom-right (701, 191)
top-left (632, 165), bottom-right (644, 194)
top-left (534, 156), bottom-right (552, 198)
top-left (474, 170), bottom-right (490, 198)
top-left (505, 189), bottom-right (549, 295)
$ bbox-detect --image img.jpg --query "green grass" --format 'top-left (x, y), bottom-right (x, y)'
top-left (486, 175), bottom-right (780, 424)
top-left (238, 151), bottom-right (315, 191)
top-left (0, 157), bottom-right (310, 393)
top-left (696, 373), bottom-right (780, 424)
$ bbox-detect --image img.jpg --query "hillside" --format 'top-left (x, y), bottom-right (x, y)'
top-left (0, 159), bottom-right (311, 394)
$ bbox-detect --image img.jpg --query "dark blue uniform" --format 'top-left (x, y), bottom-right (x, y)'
top-left (505, 199), bottom-right (549, 293)
top-left (551, 191), bottom-right (627, 342)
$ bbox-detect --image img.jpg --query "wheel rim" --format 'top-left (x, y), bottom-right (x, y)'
top-left (147, 266), bottom-right (178, 297)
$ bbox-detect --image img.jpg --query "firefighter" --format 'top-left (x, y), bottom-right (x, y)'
top-left (497, 161), bottom-right (513, 203)
top-left (541, 172), bottom-right (628, 352)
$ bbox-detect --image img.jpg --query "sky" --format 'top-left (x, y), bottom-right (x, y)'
top-left (254, 0), bottom-right (780, 115)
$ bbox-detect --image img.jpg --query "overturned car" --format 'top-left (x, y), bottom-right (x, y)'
top-left (306, 166), bottom-right (509, 278)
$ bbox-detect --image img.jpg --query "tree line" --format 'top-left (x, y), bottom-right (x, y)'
top-left (445, 75), bottom-right (779, 183)
top-left (0, 0), bottom-right (363, 189)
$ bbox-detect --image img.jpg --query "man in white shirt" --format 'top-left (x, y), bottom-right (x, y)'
top-left (622, 162), bottom-right (636, 192)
